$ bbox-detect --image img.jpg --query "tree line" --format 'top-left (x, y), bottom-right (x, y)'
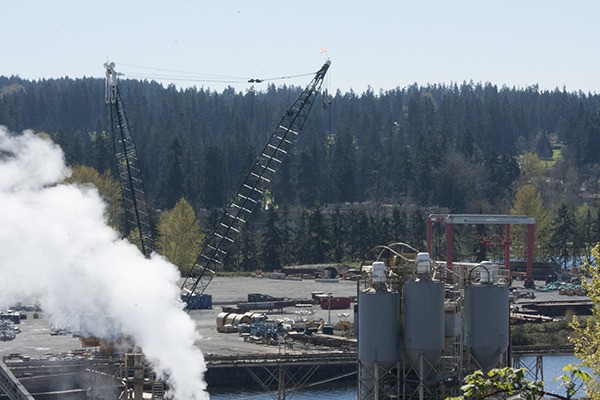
top-left (3, 76), bottom-right (600, 269)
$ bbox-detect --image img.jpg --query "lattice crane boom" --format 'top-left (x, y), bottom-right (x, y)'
top-left (181, 60), bottom-right (331, 308)
top-left (105, 62), bottom-right (154, 258)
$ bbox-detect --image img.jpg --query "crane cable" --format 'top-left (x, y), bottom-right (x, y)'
top-left (322, 62), bottom-right (333, 134)
top-left (114, 62), bottom-right (317, 85)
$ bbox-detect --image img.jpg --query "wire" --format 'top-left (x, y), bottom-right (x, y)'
top-left (114, 61), bottom-right (319, 85)
top-left (259, 72), bottom-right (316, 82)
top-left (116, 62), bottom-right (249, 80)
top-left (120, 72), bottom-right (248, 85)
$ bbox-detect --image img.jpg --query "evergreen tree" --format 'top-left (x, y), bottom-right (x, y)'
top-left (237, 223), bottom-right (259, 272)
top-left (330, 205), bottom-right (346, 263)
top-left (294, 208), bottom-right (311, 264)
top-left (390, 207), bottom-right (407, 243)
top-left (535, 130), bottom-right (553, 159)
top-left (370, 211), bottom-right (393, 247)
top-left (296, 145), bottom-right (323, 207)
top-left (158, 138), bottom-right (185, 209)
top-left (279, 204), bottom-right (294, 266)
top-left (330, 132), bottom-right (358, 203)
top-left (306, 206), bottom-right (329, 264)
top-left (202, 144), bottom-right (227, 209)
top-left (407, 209), bottom-right (426, 250)
top-left (261, 207), bottom-right (282, 271)
top-left (549, 203), bottom-right (575, 270)
top-left (575, 205), bottom-right (593, 260)
top-left (473, 218), bottom-right (488, 262)
top-left (347, 209), bottom-right (372, 260)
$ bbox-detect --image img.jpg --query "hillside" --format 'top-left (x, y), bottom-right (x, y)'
top-left (2, 76), bottom-right (600, 269)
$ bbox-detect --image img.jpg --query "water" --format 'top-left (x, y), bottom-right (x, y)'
top-left (209, 381), bottom-right (356, 400)
top-left (209, 355), bottom-right (592, 399)
top-left (521, 354), bottom-right (593, 397)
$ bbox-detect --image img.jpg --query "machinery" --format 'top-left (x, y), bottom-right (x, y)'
top-left (105, 62), bottom-right (154, 258)
top-left (356, 241), bottom-right (511, 400)
top-left (180, 60), bottom-right (331, 309)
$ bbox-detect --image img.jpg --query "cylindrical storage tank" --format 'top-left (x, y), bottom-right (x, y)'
top-left (216, 312), bottom-right (230, 329)
top-left (372, 261), bottom-right (387, 284)
top-left (403, 280), bottom-right (445, 379)
top-left (465, 284), bottom-right (509, 371)
top-left (358, 290), bottom-right (400, 364)
top-left (416, 252), bottom-right (432, 275)
top-left (232, 314), bottom-right (246, 327)
top-left (224, 313), bottom-right (239, 326)
top-left (479, 261), bottom-right (494, 283)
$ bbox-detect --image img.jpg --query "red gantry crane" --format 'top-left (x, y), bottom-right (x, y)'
top-left (181, 60), bottom-right (331, 309)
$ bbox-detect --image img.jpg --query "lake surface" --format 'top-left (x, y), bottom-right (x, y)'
top-left (209, 355), bottom-right (590, 399)
top-left (209, 381), bottom-right (356, 400)
top-left (521, 354), bottom-right (592, 397)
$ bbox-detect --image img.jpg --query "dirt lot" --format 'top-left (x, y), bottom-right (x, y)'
top-left (191, 277), bottom-right (358, 356)
top-left (1, 277), bottom-right (589, 359)
top-left (0, 277), bottom-right (358, 359)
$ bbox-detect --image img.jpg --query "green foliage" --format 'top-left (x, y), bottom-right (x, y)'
top-left (6, 76), bottom-right (600, 270)
top-left (510, 320), bottom-right (573, 346)
top-left (447, 365), bottom-right (591, 400)
top-left (549, 203), bottom-right (576, 270)
top-left (447, 367), bottom-right (544, 400)
top-left (570, 242), bottom-right (600, 398)
top-left (155, 198), bottom-right (203, 273)
top-left (552, 364), bottom-right (592, 400)
top-left (6, 76), bottom-right (591, 213)
top-left (261, 207), bottom-right (282, 271)
top-left (510, 184), bottom-right (550, 258)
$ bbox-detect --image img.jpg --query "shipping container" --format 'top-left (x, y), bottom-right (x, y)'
top-left (320, 296), bottom-right (351, 310)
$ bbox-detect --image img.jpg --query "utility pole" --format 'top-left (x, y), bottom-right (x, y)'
top-left (328, 292), bottom-right (332, 325)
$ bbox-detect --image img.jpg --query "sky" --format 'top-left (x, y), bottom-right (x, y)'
top-left (2, 1), bottom-right (600, 94)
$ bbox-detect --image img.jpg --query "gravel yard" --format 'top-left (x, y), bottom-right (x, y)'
top-left (1, 276), bottom-right (588, 359)
top-left (0, 277), bottom-right (359, 359)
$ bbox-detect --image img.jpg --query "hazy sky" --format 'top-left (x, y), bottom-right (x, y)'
top-left (2, 1), bottom-right (600, 94)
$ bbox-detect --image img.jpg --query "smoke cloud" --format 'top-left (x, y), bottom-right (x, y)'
top-left (0, 127), bottom-right (208, 399)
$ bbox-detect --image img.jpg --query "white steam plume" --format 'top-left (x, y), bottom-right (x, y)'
top-left (0, 127), bottom-right (208, 400)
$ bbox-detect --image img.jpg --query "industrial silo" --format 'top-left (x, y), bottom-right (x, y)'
top-left (465, 284), bottom-right (509, 371)
top-left (358, 288), bottom-right (400, 399)
top-left (358, 290), bottom-right (400, 364)
top-left (403, 279), bottom-right (445, 380)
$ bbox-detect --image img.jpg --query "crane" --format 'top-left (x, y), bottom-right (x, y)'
top-left (181, 60), bottom-right (331, 309)
top-left (105, 62), bottom-right (154, 258)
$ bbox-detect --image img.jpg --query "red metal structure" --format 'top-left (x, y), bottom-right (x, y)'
top-left (426, 214), bottom-right (536, 284)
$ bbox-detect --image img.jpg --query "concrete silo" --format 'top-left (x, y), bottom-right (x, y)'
top-left (465, 282), bottom-right (509, 371)
top-left (357, 262), bottom-right (401, 400)
top-left (403, 279), bottom-right (445, 380)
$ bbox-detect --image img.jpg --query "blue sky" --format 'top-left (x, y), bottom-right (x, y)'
top-left (2, 1), bottom-right (600, 94)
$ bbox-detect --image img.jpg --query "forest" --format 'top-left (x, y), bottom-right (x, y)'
top-left (2, 74), bottom-right (600, 272)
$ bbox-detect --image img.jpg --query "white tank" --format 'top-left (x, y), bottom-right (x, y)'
top-left (372, 261), bottom-right (387, 284)
top-left (478, 261), bottom-right (494, 283)
top-left (416, 252), bottom-right (431, 275)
